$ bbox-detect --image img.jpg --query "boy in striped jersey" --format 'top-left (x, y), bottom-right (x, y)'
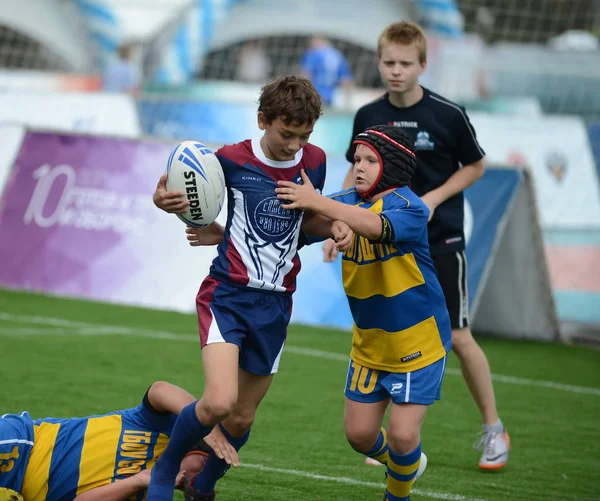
top-left (277, 125), bottom-right (450, 500)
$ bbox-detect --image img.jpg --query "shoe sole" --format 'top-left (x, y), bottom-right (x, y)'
top-left (479, 460), bottom-right (507, 470)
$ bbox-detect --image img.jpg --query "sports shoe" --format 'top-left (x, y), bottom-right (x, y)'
top-left (183, 476), bottom-right (216, 501)
top-left (473, 429), bottom-right (510, 470)
top-left (415, 452), bottom-right (427, 481)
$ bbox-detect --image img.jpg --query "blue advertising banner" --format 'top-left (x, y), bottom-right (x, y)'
top-left (292, 158), bottom-right (522, 330)
top-left (463, 168), bottom-right (521, 305)
top-left (588, 121), bottom-right (600, 180)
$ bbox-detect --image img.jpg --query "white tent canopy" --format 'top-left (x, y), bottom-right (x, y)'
top-left (0, 0), bottom-right (93, 71)
top-left (210, 0), bottom-right (414, 51)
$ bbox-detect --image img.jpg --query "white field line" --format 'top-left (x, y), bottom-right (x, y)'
top-left (1, 312), bottom-right (599, 397)
top-left (242, 463), bottom-right (488, 501)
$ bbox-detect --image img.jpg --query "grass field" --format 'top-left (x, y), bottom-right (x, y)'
top-left (1, 288), bottom-right (599, 501)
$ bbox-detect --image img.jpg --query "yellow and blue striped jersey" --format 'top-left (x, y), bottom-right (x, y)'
top-left (331, 187), bottom-right (452, 373)
top-left (0, 412), bottom-right (35, 495)
top-left (20, 401), bottom-right (176, 501)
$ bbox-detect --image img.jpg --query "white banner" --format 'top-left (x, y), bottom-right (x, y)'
top-left (0, 91), bottom-right (141, 138)
top-left (470, 113), bottom-right (600, 228)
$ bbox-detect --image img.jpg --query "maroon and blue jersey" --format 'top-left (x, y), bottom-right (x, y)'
top-left (210, 139), bottom-right (326, 294)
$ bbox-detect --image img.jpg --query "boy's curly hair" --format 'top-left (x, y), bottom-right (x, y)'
top-left (258, 76), bottom-right (323, 126)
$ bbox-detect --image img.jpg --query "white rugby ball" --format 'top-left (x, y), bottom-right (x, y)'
top-left (166, 141), bottom-right (226, 228)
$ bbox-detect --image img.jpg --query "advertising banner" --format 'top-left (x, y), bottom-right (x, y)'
top-left (0, 134), bottom-right (559, 338)
top-left (470, 113), bottom-right (600, 229)
top-left (0, 131), bottom-right (219, 312)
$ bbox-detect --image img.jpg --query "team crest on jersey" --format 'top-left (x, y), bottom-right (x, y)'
top-left (252, 195), bottom-right (300, 242)
top-left (414, 131), bottom-right (434, 150)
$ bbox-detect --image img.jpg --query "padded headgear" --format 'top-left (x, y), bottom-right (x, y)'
top-left (0, 488), bottom-right (24, 501)
top-left (352, 125), bottom-right (417, 198)
top-left (185, 438), bottom-right (211, 458)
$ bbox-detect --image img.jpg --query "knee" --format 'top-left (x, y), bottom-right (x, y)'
top-left (225, 408), bottom-right (256, 436)
top-left (345, 423), bottom-right (380, 454)
top-left (451, 327), bottom-right (475, 354)
top-left (387, 428), bottom-right (420, 455)
top-left (197, 394), bottom-right (237, 425)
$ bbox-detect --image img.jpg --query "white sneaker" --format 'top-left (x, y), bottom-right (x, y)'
top-left (415, 452), bottom-right (427, 481)
top-left (473, 429), bottom-right (511, 470)
top-left (365, 452), bottom-right (427, 480)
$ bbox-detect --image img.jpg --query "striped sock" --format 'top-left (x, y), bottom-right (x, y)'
top-left (364, 428), bottom-right (390, 465)
top-left (385, 443), bottom-right (421, 501)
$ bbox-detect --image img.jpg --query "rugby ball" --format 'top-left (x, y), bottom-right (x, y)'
top-left (166, 141), bottom-right (226, 228)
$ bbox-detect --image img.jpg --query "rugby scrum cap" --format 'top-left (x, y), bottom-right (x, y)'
top-left (0, 488), bottom-right (24, 501)
top-left (352, 124), bottom-right (417, 198)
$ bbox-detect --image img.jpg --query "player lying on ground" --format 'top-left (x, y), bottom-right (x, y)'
top-left (0, 381), bottom-right (238, 501)
top-left (149, 76), bottom-right (352, 501)
top-left (276, 125), bottom-right (453, 501)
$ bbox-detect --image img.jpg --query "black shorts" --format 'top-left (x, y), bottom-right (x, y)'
top-left (432, 250), bottom-right (469, 330)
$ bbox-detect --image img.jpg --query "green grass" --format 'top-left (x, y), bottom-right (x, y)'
top-left (1, 288), bottom-right (599, 501)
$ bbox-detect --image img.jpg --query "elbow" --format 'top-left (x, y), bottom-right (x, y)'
top-left (363, 218), bottom-right (384, 241)
top-left (364, 229), bottom-right (382, 241)
top-left (148, 381), bottom-right (169, 400)
top-left (474, 159), bottom-right (485, 180)
top-left (150, 381), bottom-right (169, 391)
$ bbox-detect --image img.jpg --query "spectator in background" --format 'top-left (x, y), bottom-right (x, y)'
top-left (300, 36), bottom-right (353, 107)
top-left (236, 40), bottom-right (271, 83)
top-left (103, 43), bottom-right (140, 93)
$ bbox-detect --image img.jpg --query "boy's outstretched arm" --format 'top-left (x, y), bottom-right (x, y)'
top-left (301, 211), bottom-right (333, 238)
top-left (277, 171), bottom-right (383, 241)
top-left (73, 472), bottom-right (152, 501)
top-left (302, 212), bottom-right (352, 247)
top-left (72, 467), bottom-right (190, 501)
top-left (301, 210), bottom-right (353, 252)
top-left (146, 381), bottom-right (196, 415)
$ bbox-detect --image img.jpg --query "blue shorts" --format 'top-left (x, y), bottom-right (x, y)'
top-left (0, 412), bottom-right (34, 493)
top-left (344, 356), bottom-right (447, 405)
top-left (196, 276), bottom-right (292, 376)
